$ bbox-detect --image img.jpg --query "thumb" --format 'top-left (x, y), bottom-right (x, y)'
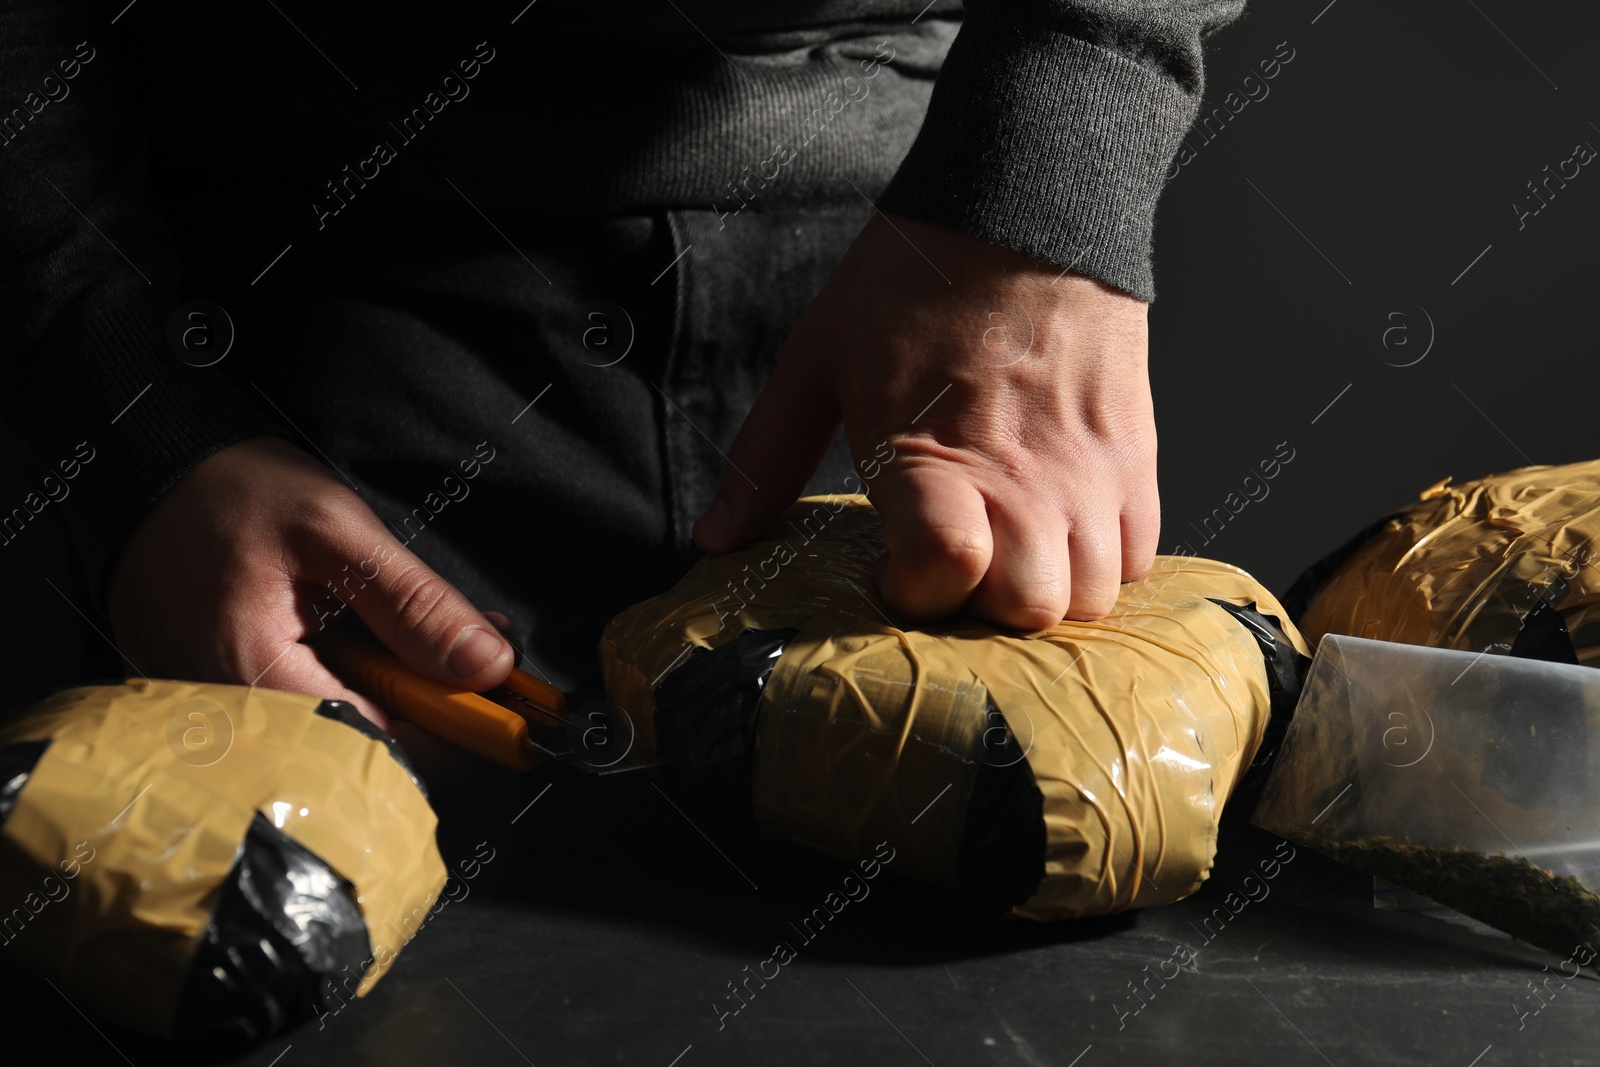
top-left (693, 355), bottom-right (838, 554)
top-left (334, 532), bottom-right (515, 692)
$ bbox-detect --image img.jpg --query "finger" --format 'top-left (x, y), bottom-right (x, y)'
top-left (248, 639), bottom-right (393, 732)
top-left (693, 353), bottom-right (838, 554)
top-left (873, 464), bottom-right (993, 622)
top-left (332, 534), bottom-right (515, 692)
top-left (1064, 514), bottom-right (1123, 621)
top-left (1119, 464), bottom-right (1161, 582)
top-left (966, 501), bottom-right (1071, 631)
top-left (1119, 494), bottom-right (1160, 583)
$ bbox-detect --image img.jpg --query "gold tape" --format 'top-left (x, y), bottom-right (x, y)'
top-left (602, 496), bottom-right (1308, 918)
top-left (753, 628), bottom-right (989, 889)
top-left (1299, 459), bottom-right (1600, 661)
top-left (0, 680), bottom-right (447, 1036)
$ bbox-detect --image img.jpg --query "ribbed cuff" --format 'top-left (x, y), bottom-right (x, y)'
top-left (876, 3), bottom-right (1204, 303)
top-left (7, 298), bottom-right (288, 614)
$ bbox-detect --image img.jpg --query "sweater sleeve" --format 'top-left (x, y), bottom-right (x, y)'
top-left (0, 3), bottom-right (286, 612)
top-left (876, 0), bottom-right (1247, 302)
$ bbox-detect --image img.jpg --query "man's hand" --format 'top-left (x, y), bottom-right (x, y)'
top-left (692, 212), bottom-right (1158, 630)
top-left (107, 436), bottom-right (515, 727)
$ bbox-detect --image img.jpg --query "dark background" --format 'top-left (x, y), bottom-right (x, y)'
top-left (4, 1), bottom-right (1599, 1064)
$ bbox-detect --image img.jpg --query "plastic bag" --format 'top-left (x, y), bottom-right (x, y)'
top-left (1253, 633), bottom-right (1600, 960)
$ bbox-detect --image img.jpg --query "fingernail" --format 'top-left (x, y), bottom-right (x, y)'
top-left (448, 627), bottom-right (505, 679)
top-left (695, 498), bottom-right (733, 547)
top-left (486, 612), bottom-right (524, 664)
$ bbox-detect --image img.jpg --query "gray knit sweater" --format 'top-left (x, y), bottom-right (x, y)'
top-left (0, 0), bottom-right (1243, 608)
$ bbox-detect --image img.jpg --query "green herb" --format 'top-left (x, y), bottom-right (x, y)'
top-left (1286, 831), bottom-right (1600, 963)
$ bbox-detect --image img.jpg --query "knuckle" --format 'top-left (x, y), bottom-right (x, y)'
top-left (1128, 486), bottom-right (1160, 526)
top-left (390, 570), bottom-right (457, 639)
top-left (289, 485), bottom-right (367, 550)
top-left (1123, 432), bottom-right (1159, 473)
top-left (304, 483), bottom-right (360, 526)
top-left (975, 439), bottom-right (1033, 482)
top-left (986, 575), bottom-right (1069, 631)
top-left (907, 522), bottom-right (991, 581)
top-left (1083, 401), bottom-right (1151, 444)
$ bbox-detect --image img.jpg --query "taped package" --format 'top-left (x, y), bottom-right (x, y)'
top-left (602, 496), bottom-right (1310, 919)
top-left (0, 680), bottom-right (447, 1042)
top-left (1288, 458), bottom-right (1600, 663)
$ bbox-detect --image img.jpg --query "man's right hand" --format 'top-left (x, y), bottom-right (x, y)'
top-left (106, 436), bottom-right (514, 729)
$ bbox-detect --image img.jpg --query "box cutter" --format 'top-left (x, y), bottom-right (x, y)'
top-left (315, 631), bottom-right (656, 774)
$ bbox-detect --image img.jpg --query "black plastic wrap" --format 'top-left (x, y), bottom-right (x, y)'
top-left (958, 709), bottom-right (1047, 913)
top-left (1208, 600), bottom-right (1311, 814)
top-left (0, 739), bottom-right (49, 831)
top-left (1509, 596), bottom-right (1581, 665)
top-left (169, 811), bottom-right (373, 1045)
top-left (654, 628), bottom-right (799, 769)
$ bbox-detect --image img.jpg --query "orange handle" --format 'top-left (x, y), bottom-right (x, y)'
top-left (502, 663), bottom-right (567, 714)
top-left (315, 631), bottom-right (543, 772)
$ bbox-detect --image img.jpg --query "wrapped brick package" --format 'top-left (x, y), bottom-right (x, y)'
top-left (0, 680), bottom-right (447, 1043)
top-left (602, 496), bottom-right (1310, 920)
top-left (1288, 459), bottom-right (1600, 663)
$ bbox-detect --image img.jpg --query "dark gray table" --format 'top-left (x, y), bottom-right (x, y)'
top-left (5, 752), bottom-right (1593, 1067)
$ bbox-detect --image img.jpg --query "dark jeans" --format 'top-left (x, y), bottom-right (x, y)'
top-left (230, 196), bottom-right (872, 692)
